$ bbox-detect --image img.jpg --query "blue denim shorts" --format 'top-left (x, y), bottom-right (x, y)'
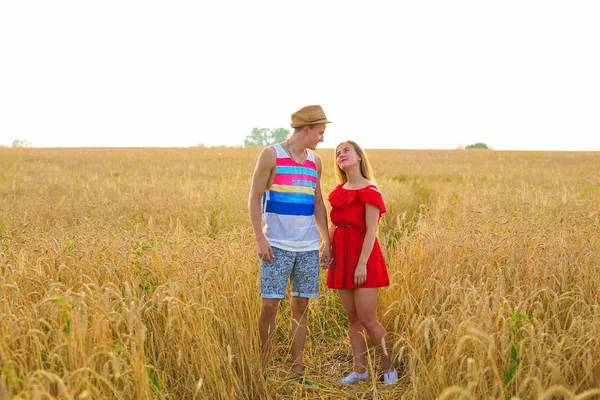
top-left (260, 247), bottom-right (320, 299)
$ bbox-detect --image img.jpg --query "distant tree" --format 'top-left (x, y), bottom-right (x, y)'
top-left (271, 128), bottom-right (290, 144)
top-left (12, 139), bottom-right (32, 148)
top-left (465, 142), bottom-right (489, 149)
top-left (244, 127), bottom-right (290, 147)
top-left (244, 128), bottom-right (271, 147)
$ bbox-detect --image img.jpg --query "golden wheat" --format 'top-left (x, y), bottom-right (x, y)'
top-left (1, 148), bottom-right (599, 399)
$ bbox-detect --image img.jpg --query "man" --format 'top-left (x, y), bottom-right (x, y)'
top-left (248, 105), bottom-right (333, 385)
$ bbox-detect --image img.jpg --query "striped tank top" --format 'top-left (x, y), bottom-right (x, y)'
top-left (262, 143), bottom-right (320, 251)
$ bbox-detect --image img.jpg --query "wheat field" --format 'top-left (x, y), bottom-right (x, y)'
top-left (0, 147), bottom-right (599, 400)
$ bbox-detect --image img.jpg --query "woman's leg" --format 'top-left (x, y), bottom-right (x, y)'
top-left (338, 289), bottom-right (367, 373)
top-left (354, 288), bottom-right (393, 372)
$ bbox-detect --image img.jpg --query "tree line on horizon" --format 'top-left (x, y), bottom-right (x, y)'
top-left (1, 139), bottom-right (33, 148)
top-left (243, 127), bottom-right (290, 147)
top-left (242, 128), bottom-right (489, 149)
top-left (4, 134), bottom-right (489, 149)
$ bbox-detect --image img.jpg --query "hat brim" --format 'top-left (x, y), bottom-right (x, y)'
top-left (290, 119), bottom-right (333, 128)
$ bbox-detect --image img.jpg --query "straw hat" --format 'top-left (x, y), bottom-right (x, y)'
top-left (290, 105), bottom-right (332, 128)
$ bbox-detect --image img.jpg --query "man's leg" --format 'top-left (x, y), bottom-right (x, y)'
top-left (259, 298), bottom-right (281, 372)
top-left (259, 247), bottom-right (293, 374)
top-left (290, 296), bottom-right (309, 373)
top-left (289, 250), bottom-right (320, 374)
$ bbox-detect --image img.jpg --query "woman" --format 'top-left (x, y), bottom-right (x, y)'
top-left (325, 140), bottom-right (398, 385)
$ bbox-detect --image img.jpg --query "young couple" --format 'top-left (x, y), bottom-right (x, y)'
top-left (248, 105), bottom-right (398, 386)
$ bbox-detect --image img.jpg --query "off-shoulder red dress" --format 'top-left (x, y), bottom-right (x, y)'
top-left (326, 184), bottom-right (390, 289)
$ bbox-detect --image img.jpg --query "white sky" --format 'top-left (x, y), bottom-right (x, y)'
top-left (1, 1), bottom-right (599, 150)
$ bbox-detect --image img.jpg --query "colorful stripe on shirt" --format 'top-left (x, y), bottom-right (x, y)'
top-left (265, 199), bottom-right (314, 216)
top-left (272, 174), bottom-right (317, 188)
top-left (263, 156), bottom-right (317, 216)
top-left (275, 166), bottom-right (318, 178)
top-left (276, 158), bottom-right (317, 169)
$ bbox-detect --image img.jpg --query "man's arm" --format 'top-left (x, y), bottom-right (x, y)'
top-left (248, 147), bottom-right (276, 263)
top-left (313, 153), bottom-right (332, 266)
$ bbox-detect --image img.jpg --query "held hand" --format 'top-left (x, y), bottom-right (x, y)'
top-left (257, 238), bottom-right (274, 263)
top-left (354, 263), bottom-right (367, 286)
top-left (320, 245), bottom-right (333, 269)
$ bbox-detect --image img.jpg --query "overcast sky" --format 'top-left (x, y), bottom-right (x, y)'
top-left (1, 1), bottom-right (599, 150)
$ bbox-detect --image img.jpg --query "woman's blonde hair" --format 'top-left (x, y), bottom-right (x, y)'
top-left (334, 140), bottom-right (375, 185)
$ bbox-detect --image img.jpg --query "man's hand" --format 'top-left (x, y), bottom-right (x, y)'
top-left (319, 243), bottom-right (333, 269)
top-left (257, 237), bottom-right (274, 263)
top-left (354, 262), bottom-right (367, 286)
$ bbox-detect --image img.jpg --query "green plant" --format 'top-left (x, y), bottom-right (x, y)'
top-left (2, 364), bottom-right (24, 388)
top-left (147, 367), bottom-right (162, 395)
top-left (503, 309), bottom-right (532, 399)
top-left (131, 241), bottom-right (158, 292)
top-left (51, 296), bottom-right (73, 335)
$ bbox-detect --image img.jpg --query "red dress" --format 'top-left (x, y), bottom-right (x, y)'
top-left (326, 184), bottom-right (390, 289)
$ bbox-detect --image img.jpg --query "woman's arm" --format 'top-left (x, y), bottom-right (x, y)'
top-left (328, 222), bottom-right (336, 240)
top-left (354, 202), bottom-right (380, 285)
